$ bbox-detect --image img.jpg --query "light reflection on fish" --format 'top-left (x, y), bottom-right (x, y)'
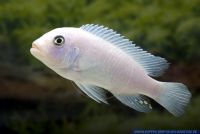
top-left (30, 24), bottom-right (191, 116)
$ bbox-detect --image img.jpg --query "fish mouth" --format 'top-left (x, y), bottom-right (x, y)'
top-left (30, 42), bottom-right (43, 58)
top-left (31, 43), bottom-right (40, 50)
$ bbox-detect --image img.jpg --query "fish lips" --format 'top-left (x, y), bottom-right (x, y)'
top-left (30, 42), bottom-right (43, 59)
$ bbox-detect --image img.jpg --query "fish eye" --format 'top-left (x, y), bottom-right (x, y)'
top-left (54, 35), bottom-right (65, 46)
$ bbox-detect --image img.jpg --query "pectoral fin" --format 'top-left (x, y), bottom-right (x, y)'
top-left (65, 47), bottom-right (79, 69)
top-left (75, 82), bottom-right (108, 104)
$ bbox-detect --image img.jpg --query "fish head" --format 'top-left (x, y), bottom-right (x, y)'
top-left (30, 28), bottom-right (74, 69)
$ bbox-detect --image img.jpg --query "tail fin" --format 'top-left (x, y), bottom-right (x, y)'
top-left (155, 82), bottom-right (191, 117)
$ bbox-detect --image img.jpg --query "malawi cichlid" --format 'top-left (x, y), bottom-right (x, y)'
top-left (30, 24), bottom-right (191, 116)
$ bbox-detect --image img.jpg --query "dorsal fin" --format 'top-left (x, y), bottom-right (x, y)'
top-left (81, 24), bottom-right (169, 77)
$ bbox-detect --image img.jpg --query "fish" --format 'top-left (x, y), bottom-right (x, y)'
top-left (30, 24), bottom-right (191, 116)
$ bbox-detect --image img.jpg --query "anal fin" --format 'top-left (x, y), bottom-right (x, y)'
top-left (114, 94), bottom-right (152, 113)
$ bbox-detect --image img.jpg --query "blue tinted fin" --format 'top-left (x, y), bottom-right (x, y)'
top-left (155, 82), bottom-right (191, 116)
top-left (63, 46), bottom-right (79, 69)
top-left (81, 24), bottom-right (169, 77)
top-left (113, 94), bottom-right (152, 112)
top-left (75, 82), bottom-right (108, 104)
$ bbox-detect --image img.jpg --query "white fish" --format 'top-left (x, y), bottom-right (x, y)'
top-left (30, 24), bottom-right (191, 116)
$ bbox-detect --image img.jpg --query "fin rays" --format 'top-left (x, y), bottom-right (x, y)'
top-left (81, 24), bottom-right (169, 77)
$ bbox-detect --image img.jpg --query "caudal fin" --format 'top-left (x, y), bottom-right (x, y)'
top-left (155, 82), bottom-right (191, 116)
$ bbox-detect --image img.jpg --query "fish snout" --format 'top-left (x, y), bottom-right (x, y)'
top-left (32, 41), bottom-right (40, 50)
top-left (30, 41), bottom-right (44, 59)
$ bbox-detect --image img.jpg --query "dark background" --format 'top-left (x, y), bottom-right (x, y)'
top-left (0, 0), bottom-right (199, 134)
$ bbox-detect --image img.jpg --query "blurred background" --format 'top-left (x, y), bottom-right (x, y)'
top-left (0, 0), bottom-right (200, 133)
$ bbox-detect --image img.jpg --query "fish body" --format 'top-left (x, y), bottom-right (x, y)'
top-left (30, 24), bottom-right (191, 116)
